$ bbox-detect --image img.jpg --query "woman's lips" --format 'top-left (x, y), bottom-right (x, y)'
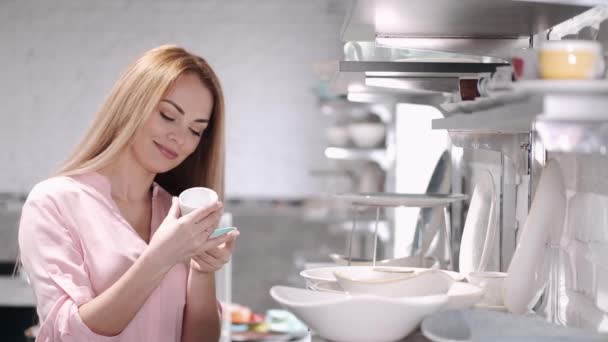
top-left (154, 142), bottom-right (178, 160)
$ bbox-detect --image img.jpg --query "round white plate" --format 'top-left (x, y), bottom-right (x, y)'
top-left (300, 266), bottom-right (465, 284)
top-left (513, 80), bottom-right (608, 94)
top-left (504, 160), bottom-right (567, 315)
top-left (334, 192), bottom-right (467, 208)
top-left (421, 309), bottom-right (607, 342)
top-left (459, 170), bottom-right (498, 275)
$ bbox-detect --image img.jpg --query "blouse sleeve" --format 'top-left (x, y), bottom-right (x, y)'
top-left (18, 191), bottom-right (119, 341)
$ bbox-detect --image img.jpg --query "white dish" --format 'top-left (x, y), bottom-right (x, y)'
top-left (443, 282), bottom-right (484, 311)
top-left (439, 102), bottom-right (460, 114)
top-left (333, 268), bottom-right (454, 297)
top-left (467, 272), bottom-right (507, 307)
top-left (486, 89), bottom-right (528, 105)
top-left (300, 266), bottom-right (465, 289)
top-left (270, 285), bottom-right (447, 342)
top-left (178, 187), bottom-right (218, 215)
top-left (329, 253), bottom-right (439, 268)
top-left (504, 160), bottom-right (566, 315)
top-left (310, 280), bottom-right (344, 293)
top-left (513, 80), bottom-right (608, 94)
top-left (314, 279), bottom-right (482, 311)
top-left (334, 192), bottom-right (467, 208)
top-left (421, 309), bottom-right (607, 342)
top-left (459, 170), bottom-right (498, 275)
top-left (347, 122), bottom-right (386, 148)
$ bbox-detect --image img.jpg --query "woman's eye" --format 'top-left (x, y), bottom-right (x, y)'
top-left (160, 112), bottom-right (174, 122)
top-left (190, 129), bottom-right (202, 137)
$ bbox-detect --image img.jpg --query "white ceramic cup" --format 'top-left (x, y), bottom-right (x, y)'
top-left (467, 271), bottom-right (507, 306)
top-left (511, 48), bottom-right (539, 80)
top-left (178, 187), bottom-right (219, 216)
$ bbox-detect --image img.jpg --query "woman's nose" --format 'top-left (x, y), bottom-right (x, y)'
top-left (168, 130), bottom-right (185, 146)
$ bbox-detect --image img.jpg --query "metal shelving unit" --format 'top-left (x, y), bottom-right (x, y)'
top-left (432, 96), bottom-right (542, 134)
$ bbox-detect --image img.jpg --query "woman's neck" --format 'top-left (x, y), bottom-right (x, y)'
top-left (98, 151), bottom-right (155, 202)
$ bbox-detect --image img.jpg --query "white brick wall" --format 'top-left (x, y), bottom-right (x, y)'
top-left (1, 0), bottom-right (343, 198)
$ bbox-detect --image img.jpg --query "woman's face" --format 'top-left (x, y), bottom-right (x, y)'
top-left (131, 72), bottom-right (214, 174)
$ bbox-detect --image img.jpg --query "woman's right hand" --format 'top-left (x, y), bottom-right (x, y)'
top-left (146, 197), bottom-right (228, 269)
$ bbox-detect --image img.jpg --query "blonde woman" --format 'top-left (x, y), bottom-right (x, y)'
top-left (18, 45), bottom-right (238, 342)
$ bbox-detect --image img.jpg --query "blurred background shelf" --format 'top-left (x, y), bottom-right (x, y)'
top-left (324, 147), bottom-right (392, 170)
top-left (536, 118), bottom-right (608, 155)
top-left (432, 96), bottom-right (543, 134)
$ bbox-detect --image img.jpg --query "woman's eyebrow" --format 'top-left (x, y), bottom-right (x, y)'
top-left (160, 99), bottom-right (209, 123)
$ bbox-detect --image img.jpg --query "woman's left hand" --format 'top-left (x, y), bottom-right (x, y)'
top-left (190, 231), bottom-right (239, 273)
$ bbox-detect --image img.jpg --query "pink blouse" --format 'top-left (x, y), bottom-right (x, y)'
top-left (18, 172), bottom-right (189, 342)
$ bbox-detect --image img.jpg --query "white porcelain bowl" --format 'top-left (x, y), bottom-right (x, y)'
top-left (300, 266), bottom-right (465, 289)
top-left (347, 122), bottom-right (386, 148)
top-left (311, 280), bottom-right (344, 293)
top-left (270, 285), bottom-right (447, 342)
top-left (329, 253), bottom-right (439, 268)
top-left (178, 187), bottom-right (218, 216)
top-left (325, 126), bottom-right (351, 147)
top-left (443, 282), bottom-right (484, 310)
top-left (312, 278), bottom-right (482, 311)
top-left (333, 268), bottom-right (454, 297)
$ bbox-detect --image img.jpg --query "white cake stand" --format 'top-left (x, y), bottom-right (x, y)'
top-left (334, 192), bottom-right (467, 270)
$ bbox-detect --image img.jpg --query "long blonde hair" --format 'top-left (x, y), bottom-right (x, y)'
top-left (55, 45), bottom-right (225, 198)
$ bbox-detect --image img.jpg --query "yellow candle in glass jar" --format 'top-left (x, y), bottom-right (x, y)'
top-left (539, 40), bottom-right (603, 80)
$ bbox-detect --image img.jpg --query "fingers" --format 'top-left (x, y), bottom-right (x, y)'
top-left (190, 232), bottom-right (238, 272)
top-left (191, 256), bottom-right (213, 272)
top-left (203, 230), bottom-right (232, 248)
top-left (182, 201), bottom-right (223, 224)
top-left (168, 197), bottom-right (181, 219)
top-left (223, 233), bottom-right (238, 252)
top-left (196, 207), bottom-right (224, 230)
top-left (198, 231), bottom-right (237, 254)
top-left (193, 253), bottom-right (224, 270)
top-left (206, 245), bottom-right (232, 263)
top-left (189, 211), bottom-right (224, 244)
